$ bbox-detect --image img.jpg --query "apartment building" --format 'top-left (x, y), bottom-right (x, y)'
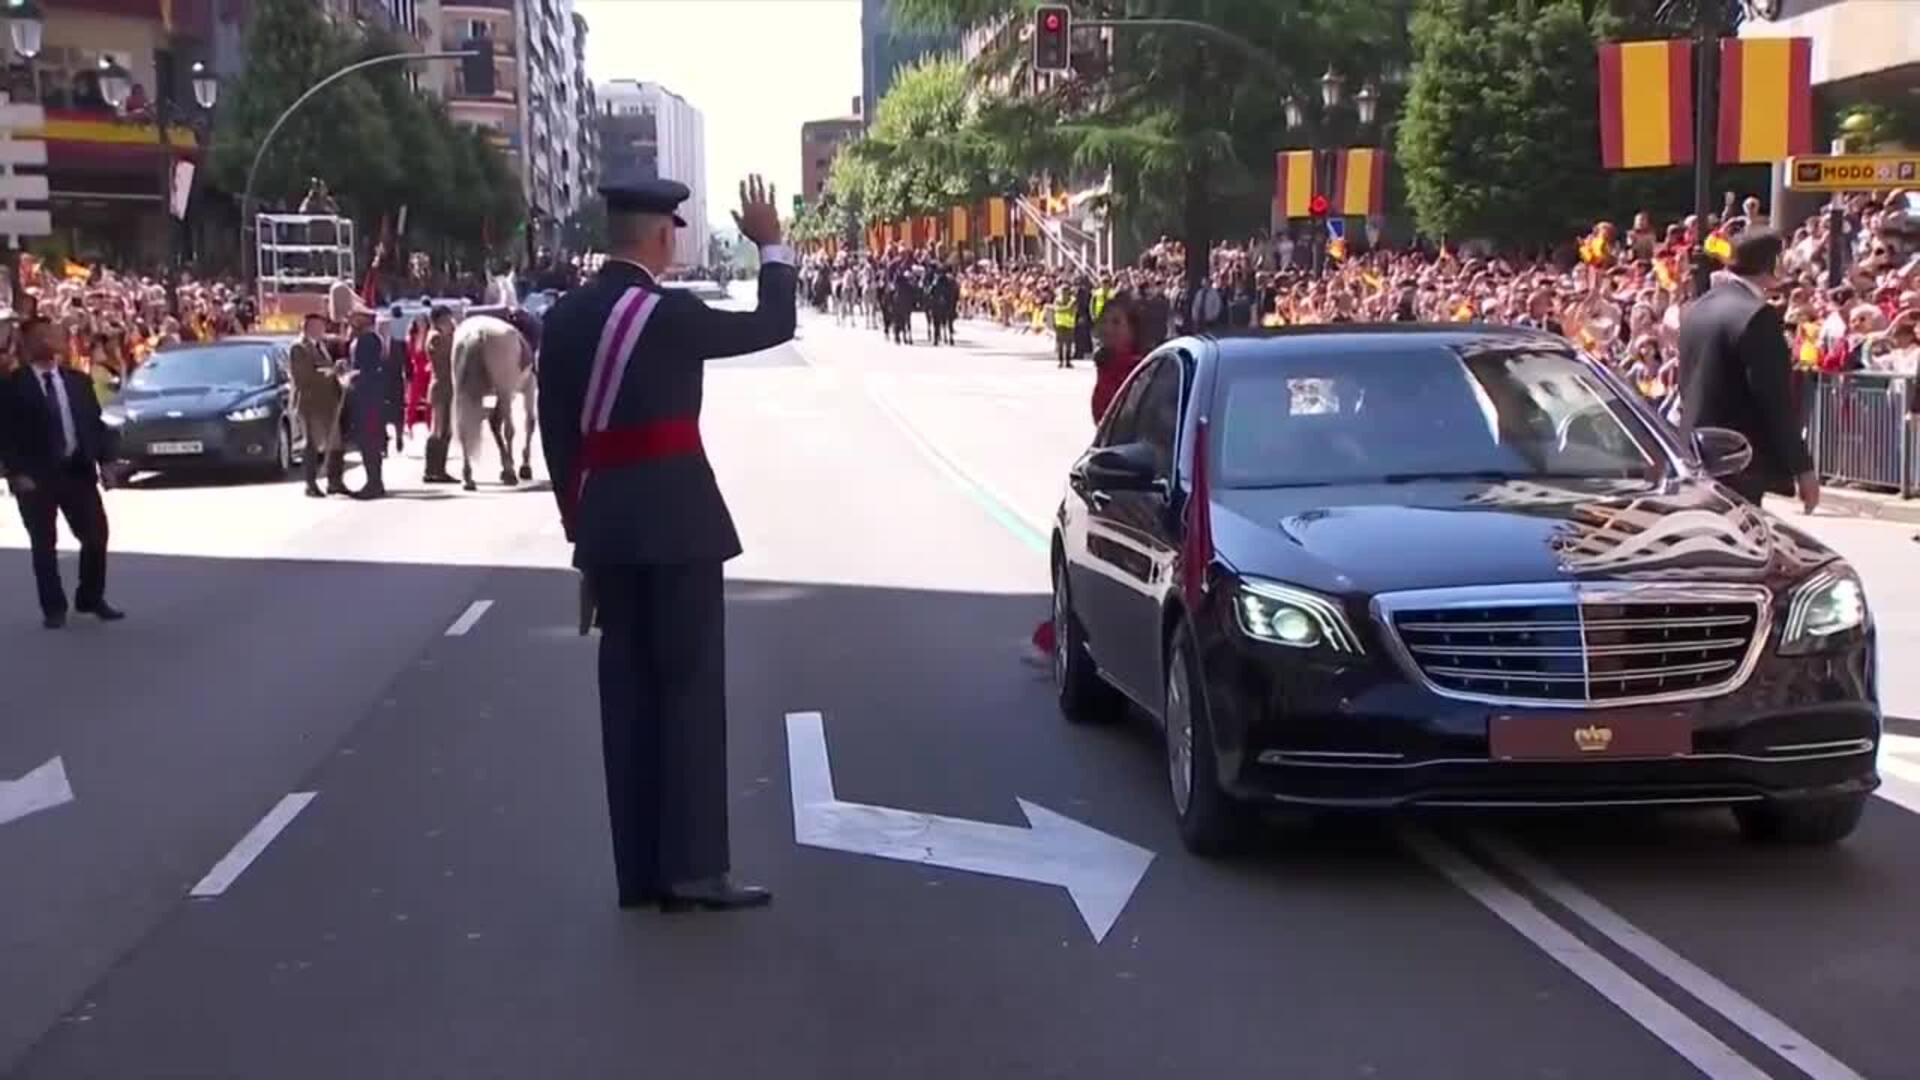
top-left (597, 79), bottom-right (708, 269)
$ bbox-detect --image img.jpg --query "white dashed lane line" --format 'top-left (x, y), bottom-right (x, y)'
top-left (444, 600), bottom-right (494, 637)
top-left (189, 792), bottom-right (318, 898)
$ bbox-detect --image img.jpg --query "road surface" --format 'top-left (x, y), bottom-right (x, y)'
top-left (3, 306), bottom-right (1918, 1079)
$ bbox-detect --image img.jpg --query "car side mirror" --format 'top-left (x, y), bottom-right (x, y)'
top-left (1694, 426), bottom-right (1753, 478)
top-left (1084, 442), bottom-right (1161, 492)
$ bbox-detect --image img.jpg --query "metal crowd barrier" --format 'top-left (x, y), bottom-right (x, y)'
top-left (1806, 372), bottom-right (1918, 497)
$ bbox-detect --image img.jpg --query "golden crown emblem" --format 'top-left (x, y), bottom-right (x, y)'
top-left (1574, 725), bottom-right (1614, 753)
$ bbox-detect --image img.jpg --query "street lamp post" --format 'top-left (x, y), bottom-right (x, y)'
top-left (3, 0), bottom-right (42, 313)
top-left (96, 51), bottom-right (218, 318)
top-left (1284, 67), bottom-right (1383, 276)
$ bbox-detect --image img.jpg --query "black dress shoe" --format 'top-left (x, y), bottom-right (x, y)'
top-left (657, 878), bottom-right (773, 913)
top-left (76, 602), bottom-right (125, 622)
top-left (42, 612), bottom-right (66, 630)
top-left (351, 488), bottom-right (388, 501)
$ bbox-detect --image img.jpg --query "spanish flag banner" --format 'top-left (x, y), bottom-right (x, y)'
top-left (1717, 36), bottom-right (1812, 164)
top-left (923, 215), bottom-right (941, 246)
top-left (1275, 150), bottom-right (1314, 219)
top-left (950, 205), bottom-right (969, 245)
top-left (986, 197), bottom-right (1008, 239)
top-left (1022, 206), bottom-right (1038, 238)
top-left (1332, 148), bottom-right (1386, 217)
top-left (1597, 39), bottom-right (1694, 169)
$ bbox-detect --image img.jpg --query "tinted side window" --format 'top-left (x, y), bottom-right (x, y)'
top-left (1133, 354), bottom-right (1185, 473)
top-left (1095, 363), bottom-right (1154, 447)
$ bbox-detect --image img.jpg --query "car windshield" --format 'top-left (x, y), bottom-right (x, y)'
top-left (1212, 346), bottom-right (1665, 489)
top-left (127, 345), bottom-right (273, 393)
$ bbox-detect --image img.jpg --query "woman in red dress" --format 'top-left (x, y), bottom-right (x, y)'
top-left (403, 315), bottom-right (432, 436)
top-left (1030, 291), bottom-right (1146, 662)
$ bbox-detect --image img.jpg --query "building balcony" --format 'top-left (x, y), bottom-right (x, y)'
top-left (441, 0), bottom-right (513, 11)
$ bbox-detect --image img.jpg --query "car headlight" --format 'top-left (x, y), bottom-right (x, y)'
top-left (226, 403), bottom-right (274, 422)
top-left (1780, 564), bottom-right (1868, 654)
top-left (1233, 579), bottom-right (1364, 655)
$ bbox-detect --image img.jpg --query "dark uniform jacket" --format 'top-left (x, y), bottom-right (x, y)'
top-left (0, 366), bottom-right (112, 483)
top-left (537, 257), bottom-right (797, 566)
top-left (1677, 279), bottom-right (1811, 495)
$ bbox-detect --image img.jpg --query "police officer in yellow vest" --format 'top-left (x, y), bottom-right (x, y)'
top-left (1053, 286), bottom-right (1076, 369)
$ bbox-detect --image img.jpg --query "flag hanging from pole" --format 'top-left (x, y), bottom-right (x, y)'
top-left (1332, 148), bottom-right (1386, 217)
top-left (1275, 150), bottom-right (1314, 219)
top-left (987, 197), bottom-right (1008, 239)
top-left (1597, 39), bottom-right (1694, 169)
top-left (1717, 36), bottom-right (1812, 164)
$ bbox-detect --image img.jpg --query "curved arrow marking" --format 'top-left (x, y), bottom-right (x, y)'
top-left (786, 711), bottom-right (1153, 943)
top-left (0, 757), bottom-right (74, 828)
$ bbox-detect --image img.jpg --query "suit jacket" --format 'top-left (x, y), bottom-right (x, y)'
top-left (345, 330), bottom-right (387, 424)
top-left (538, 256), bottom-right (798, 566)
top-left (288, 338), bottom-right (343, 422)
top-left (1677, 280), bottom-right (1811, 494)
top-left (0, 366), bottom-right (112, 483)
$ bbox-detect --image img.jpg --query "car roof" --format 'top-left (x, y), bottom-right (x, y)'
top-left (1195, 322), bottom-right (1571, 361)
top-left (155, 337), bottom-right (284, 352)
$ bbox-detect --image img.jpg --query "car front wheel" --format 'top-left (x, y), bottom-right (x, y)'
top-left (1165, 622), bottom-right (1245, 856)
top-left (1733, 793), bottom-right (1867, 846)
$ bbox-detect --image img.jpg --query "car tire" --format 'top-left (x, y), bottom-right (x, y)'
top-left (1733, 794), bottom-right (1867, 846)
top-left (1052, 558), bottom-right (1121, 725)
top-left (1165, 622), bottom-right (1246, 857)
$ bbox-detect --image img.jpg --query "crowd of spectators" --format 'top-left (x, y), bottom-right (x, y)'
top-left (806, 188), bottom-right (1920, 413)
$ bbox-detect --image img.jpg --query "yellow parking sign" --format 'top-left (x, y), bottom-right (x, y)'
top-left (1785, 154), bottom-right (1920, 192)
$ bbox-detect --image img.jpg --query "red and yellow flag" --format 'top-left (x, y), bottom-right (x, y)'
top-left (986, 197), bottom-right (1008, 239)
top-left (1332, 148), bottom-right (1386, 217)
top-left (950, 205), bottom-right (969, 244)
top-left (1717, 36), bottom-right (1812, 164)
top-left (1597, 39), bottom-right (1694, 169)
top-left (1275, 149), bottom-right (1314, 219)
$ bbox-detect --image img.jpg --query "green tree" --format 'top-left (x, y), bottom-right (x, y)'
top-left (1397, 0), bottom-right (1604, 248)
top-left (880, 0), bottom-right (1413, 282)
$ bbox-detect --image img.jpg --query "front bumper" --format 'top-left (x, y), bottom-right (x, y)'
top-left (1197, 609), bottom-right (1880, 810)
top-left (115, 418), bottom-right (281, 471)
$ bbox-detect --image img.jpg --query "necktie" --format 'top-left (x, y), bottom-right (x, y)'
top-left (42, 372), bottom-right (70, 460)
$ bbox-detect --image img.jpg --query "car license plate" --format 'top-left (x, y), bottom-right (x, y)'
top-left (147, 440), bottom-right (204, 456)
top-left (1489, 707), bottom-right (1692, 761)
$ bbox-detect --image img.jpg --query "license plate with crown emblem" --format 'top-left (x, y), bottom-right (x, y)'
top-left (1489, 706), bottom-right (1693, 761)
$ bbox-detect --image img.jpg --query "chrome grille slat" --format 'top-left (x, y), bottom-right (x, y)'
top-left (1375, 584), bottom-right (1771, 709)
top-left (1407, 638), bottom-right (1749, 658)
top-left (1395, 615), bottom-right (1753, 632)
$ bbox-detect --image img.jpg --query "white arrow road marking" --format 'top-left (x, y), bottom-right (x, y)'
top-left (1872, 733), bottom-right (1920, 816)
top-left (785, 711), bottom-right (1153, 943)
top-left (0, 757), bottom-right (74, 828)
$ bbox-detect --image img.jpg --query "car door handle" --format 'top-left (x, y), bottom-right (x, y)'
top-left (1088, 490), bottom-right (1111, 510)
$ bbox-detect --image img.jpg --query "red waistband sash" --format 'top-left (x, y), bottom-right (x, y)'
top-left (578, 418), bottom-right (703, 469)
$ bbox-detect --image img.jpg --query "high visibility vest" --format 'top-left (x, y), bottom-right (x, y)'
top-left (1053, 301), bottom-right (1076, 330)
top-left (1091, 288), bottom-right (1110, 320)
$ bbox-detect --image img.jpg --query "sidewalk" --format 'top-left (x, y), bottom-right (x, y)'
top-left (1809, 485), bottom-right (1920, 525)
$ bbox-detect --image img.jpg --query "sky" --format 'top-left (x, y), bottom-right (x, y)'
top-left (576, 0), bottom-right (864, 233)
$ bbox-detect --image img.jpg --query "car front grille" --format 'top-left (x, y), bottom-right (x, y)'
top-left (1377, 584), bottom-right (1770, 707)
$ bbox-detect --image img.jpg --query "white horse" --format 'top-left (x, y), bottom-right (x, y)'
top-left (450, 312), bottom-right (539, 491)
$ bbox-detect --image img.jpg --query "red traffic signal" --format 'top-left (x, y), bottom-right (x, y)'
top-left (1033, 5), bottom-right (1071, 73)
top-left (1308, 193), bottom-right (1330, 216)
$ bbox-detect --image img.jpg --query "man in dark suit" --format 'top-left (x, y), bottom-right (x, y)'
top-left (537, 176), bottom-right (794, 914)
top-left (343, 306), bottom-right (388, 500)
top-left (1677, 229), bottom-right (1820, 513)
top-left (0, 316), bottom-right (124, 628)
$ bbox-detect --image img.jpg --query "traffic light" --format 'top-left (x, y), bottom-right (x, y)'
top-left (1308, 193), bottom-right (1330, 217)
top-left (1033, 5), bottom-right (1071, 73)
top-left (461, 34), bottom-right (495, 97)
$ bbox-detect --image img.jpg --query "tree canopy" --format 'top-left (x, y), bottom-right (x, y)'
top-left (210, 0), bottom-right (524, 266)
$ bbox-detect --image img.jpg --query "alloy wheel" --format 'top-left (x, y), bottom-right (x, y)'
top-left (1167, 649), bottom-right (1194, 815)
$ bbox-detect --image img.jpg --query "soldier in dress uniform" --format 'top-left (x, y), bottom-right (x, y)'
top-left (537, 175), bottom-right (794, 913)
top-left (422, 305), bottom-right (458, 484)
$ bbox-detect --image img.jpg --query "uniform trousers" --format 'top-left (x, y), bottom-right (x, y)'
top-left (591, 560), bottom-right (730, 895)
